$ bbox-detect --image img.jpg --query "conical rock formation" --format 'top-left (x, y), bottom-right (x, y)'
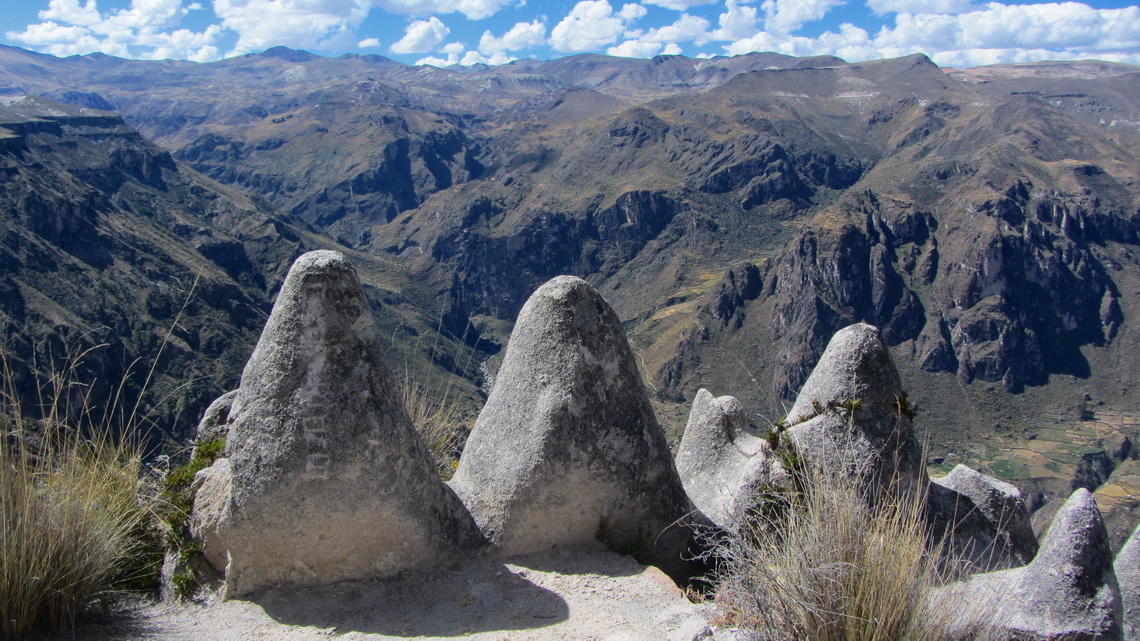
top-left (937, 488), bottom-right (1121, 640)
top-left (676, 389), bottom-right (788, 531)
top-left (448, 276), bottom-right (699, 576)
top-left (1115, 523), bottom-right (1140, 641)
top-left (786, 323), bottom-right (925, 500)
top-left (218, 250), bottom-right (482, 597)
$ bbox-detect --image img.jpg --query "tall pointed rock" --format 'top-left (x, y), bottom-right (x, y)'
top-left (219, 250), bottom-right (482, 597)
top-left (786, 323), bottom-right (925, 500)
top-left (449, 276), bottom-right (699, 576)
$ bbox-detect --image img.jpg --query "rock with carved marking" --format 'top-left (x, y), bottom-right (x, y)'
top-left (676, 389), bottom-right (788, 531)
top-left (218, 250), bottom-right (483, 597)
top-left (449, 276), bottom-right (702, 579)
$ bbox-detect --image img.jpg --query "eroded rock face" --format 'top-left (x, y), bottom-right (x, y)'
top-left (928, 464), bottom-right (1038, 573)
top-left (448, 276), bottom-right (699, 576)
top-left (190, 458), bottom-right (232, 574)
top-left (219, 250), bottom-right (483, 597)
top-left (937, 488), bottom-right (1121, 641)
top-left (786, 323), bottom-right (925, 501)
top-left (193, 390), bottom-right (237, 443)
top-left (676, 389), bottom-right (788, 531)
top-left (1115, 523), bottom-right (1140, 641)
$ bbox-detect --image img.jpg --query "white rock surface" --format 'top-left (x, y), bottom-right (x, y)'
top-left (219, 250), bottom-right (482, 597)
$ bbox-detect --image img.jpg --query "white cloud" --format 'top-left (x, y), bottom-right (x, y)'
top-left (642, 13), bottom-right (710, 44)
top-left (550, 1), bottom-right (646, 52)
top-left (8, 0), bottom-right (225, 60)
top-left (214, 0), bottom-right (370, 56)
top-left (390, 16), bottom-right (450, 53)
top-left (722, 2), bottom-right (1140, 67)
top-left (867, 0), bottom-right (974, 15)
top-left (711, 0), bottom-right (759, 41)
top-left (39, 0), bottom-right (102, 27)
top-left (478, 19), bottom-right (546, 56)
top-left (607, 39), bottom-right (662, 57)
top-left (358, 37), bottom-right (381, 47)
top-left (761, 0), bottom-right (843, 35)
top-left (372, 0), bottom-right (511, 20)
top-left (662, 42), bottom-right (682, 54)
top-left (641, 0), bottom-right (716, 10)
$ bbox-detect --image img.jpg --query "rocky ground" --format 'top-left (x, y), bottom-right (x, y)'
top-left (57, 545), bottom-right (721, 641)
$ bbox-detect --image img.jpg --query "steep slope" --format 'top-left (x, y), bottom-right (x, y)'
top-left (0, 95), bottom-right (478, 444)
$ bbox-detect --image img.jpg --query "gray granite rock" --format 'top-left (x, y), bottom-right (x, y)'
top-left (676, 389), bottom-right (788, 531)
top-left (1115, 523), bottom-right (1140, 641)
top-left (219, 250), bottom-right (483, 597)
top-left (189, 457), bottom-right (232, 574)
top-left (936, 488), bottom-right (1121, 640)
top-left (193, 390), bottom-right (237, 443)
top-left (786, 323), bottom-right (925, 502)
top-left (928, 464), bottom-right (1038, 573)
top-left (448, 276), bottom-right (699, 577)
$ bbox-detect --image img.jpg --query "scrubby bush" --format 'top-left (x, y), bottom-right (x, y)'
top-left (0, 352), bottom-right (155, 640)
top-left (712, 462), bottom-right (1000, 641)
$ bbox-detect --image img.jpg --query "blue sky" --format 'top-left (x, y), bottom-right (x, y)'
top-left (3, 0), bottom-right (1139, 68)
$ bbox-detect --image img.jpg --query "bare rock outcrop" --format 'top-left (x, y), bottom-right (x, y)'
top-left (1115, 523), bottom-right (1140, 641)
top-left (190, 458), bottom-right (232, 574)
top-left (218, 250), bottom-right (483, 597)
top-left (193, 390), bottom-right (237, 443)
top-left (676, 389), bottom-right (788, 531)
top-left (937, 488), bottom-right (1121, 641)
top-left (928, 464), bottom-right (1039, 573)
top-left (785, 323), bottom-right (925, 501)
top-left (448, 276), bottom-right (700, 577)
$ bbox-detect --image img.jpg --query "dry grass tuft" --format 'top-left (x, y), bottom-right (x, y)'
top-left (713, 462), bottom-right (1000, 641)
top-left (400, 375), bottom-right (465, 477)
top-left (0, 349), bottom-right (152, 640)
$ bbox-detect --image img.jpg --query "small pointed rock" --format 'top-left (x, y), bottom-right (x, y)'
top-left (786, 323), bottom-right (925, 501)
top-left (1114, 523), bottom-right (1140, 641)
top-left (676, 389), bottom-right (788, 531)
top-left (936, 488), bottom-right (1121, 641)
top-left (218, 250), bottom-right (482, 597)
top-left (449, 276), bottom-right (699, 576)
top-left (928, 464), bottom-right (1038, 572)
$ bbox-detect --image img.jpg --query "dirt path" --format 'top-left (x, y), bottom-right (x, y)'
top-left (60, 544), bottom-right (724, 641)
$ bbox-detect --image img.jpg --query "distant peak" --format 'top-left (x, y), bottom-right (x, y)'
top-left (258, 46), bottom-right (317, 62)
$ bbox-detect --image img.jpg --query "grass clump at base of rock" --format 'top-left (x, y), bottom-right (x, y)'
top-left (712, 462), bottom-right (1000, 641)
top-left (0, 353), bottom-right (157, 641)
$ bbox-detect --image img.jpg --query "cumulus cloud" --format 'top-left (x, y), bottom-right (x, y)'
top-left (358, 37), bottom-right (381, 47)
top-left (390, 16), bottom-right (450, 53)
top-left (607, 39), bottom-right (662, 57)
top-left (711, 0), bottom-right (759, 41)
top-left (550, 0), bottom-right (647, 52)
top-left (478, 20), bottom-right (546, 56)
top-left (214, 0), bottom-right (370, 56)
top-left (722, 2), bottom-right (1140, 67)
top-left (7, 0), bottom-right (224, 60)
top-left (760, 0), bottom-right (843, 34)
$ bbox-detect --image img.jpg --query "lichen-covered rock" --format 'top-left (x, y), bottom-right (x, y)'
top-left (1115, 523), bottom-right (1140, 641)
top-left (219, 250), bottom-right (483, 597)
top-left (448, 276), bottom-right (700, 577)
top-left (194, 390), bottom-right (237, 443)
top-left (936, 488), bottom-right (1121, 641)
top-left (676, 389), bottom-right (788, 530)
top-left (928, 464), bottom-right (1038, 573)
top-left (786, 323), bottom-right (925, 501)
top-left (190, 458), bottom-right (232, 574)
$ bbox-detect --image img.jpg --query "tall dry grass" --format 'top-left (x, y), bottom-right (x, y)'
top-left (0, 344), bottom-right (156, 640)
top-left (713, 461), bottom-right (1000, 641)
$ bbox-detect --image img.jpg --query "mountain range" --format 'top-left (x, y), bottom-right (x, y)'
top-left (2, 44), bottom-right (1139, 543)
